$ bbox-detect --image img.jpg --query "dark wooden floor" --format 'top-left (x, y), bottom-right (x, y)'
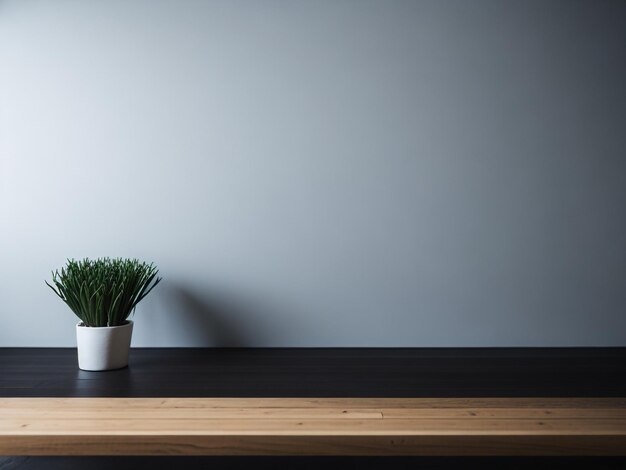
top-left (1, 348), bottom-right (625, 469)
top-left (1, 347), bottom-right (626, 397)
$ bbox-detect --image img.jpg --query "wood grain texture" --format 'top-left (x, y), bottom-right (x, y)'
top-left (1, 398), bottom-right (625, 456)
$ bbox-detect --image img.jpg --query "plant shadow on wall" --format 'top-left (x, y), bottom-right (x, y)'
top-left (157, 281), bottom-right (321, 347)
top-left (161, 281), bottom-right (328, 347)
top-left (166, 283), bottom-right (254, 347)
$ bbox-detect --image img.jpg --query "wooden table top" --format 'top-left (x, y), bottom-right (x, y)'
top-left (1, 397), bottom-right (625, 456)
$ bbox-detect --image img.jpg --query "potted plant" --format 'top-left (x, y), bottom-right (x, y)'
top-left (46, 258), bottom-right (162, 371)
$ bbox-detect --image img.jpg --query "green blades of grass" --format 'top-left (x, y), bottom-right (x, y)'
top-left (46, 258), bottom-right (162, 327)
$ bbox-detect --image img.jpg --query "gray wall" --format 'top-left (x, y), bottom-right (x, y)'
top-left (1, 0), bottom-right (625, 347)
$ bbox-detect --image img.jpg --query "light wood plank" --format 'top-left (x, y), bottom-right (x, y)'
top-left (1, 397), bottom-right (625, 456)
top-left (3, 405), bottom-right (625, 420)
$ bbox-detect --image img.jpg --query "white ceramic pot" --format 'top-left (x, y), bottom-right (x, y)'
top-left (76, 321), bottom-right (133, 371)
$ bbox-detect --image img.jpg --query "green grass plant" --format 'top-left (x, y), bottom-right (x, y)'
top-left (46, 258), bottom-right (162, 327)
